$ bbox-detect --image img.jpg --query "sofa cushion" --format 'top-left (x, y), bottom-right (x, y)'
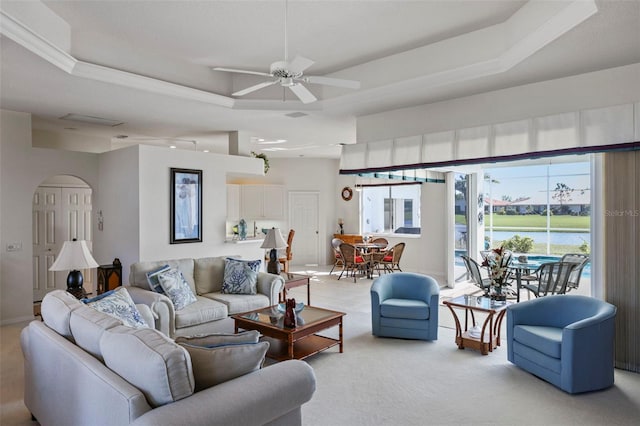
top-left (145, 264), bottom-right (171, 293)
top-left (174, 296), bottom-right (228, 329)
top-left (100, 325), bottom-right (194, 407)
top-left (193, 256), bottom-right (226, 295)
top-left (202, 292), bottom-right (270, 315)
top-left (380, 298), bottom-right (430, 320)
top-left (222, 258), bottom-right (261, 295)
top-left (157, 268), bottom-right (198, 310)
top-left (69, 305), bottom-right (122, 360)
top-left (513, 325), bottom-right (563, 359)
top-left (83, 287), bottom-right (149, 329)
top-left (177, 338), bottom-right (269, 391)
top-left (129, 258), bottom-right (196, 293)
top-left (41, 289), bottom-right (83, 339)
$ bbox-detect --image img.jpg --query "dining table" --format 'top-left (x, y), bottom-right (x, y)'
top-left (354, 242), bottom-right (388, 278)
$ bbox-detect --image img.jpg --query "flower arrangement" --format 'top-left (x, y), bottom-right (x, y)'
top-left (481, 245), bottom-right (511, 299)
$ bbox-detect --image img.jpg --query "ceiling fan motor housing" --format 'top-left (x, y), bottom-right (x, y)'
top-left (270, 61), bottom-right (301, 79)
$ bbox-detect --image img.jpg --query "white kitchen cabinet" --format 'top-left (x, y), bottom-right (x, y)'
top-left (226, 184), bottom-right (240, 220)
top-left (240, 184), bottom-right (285, 219)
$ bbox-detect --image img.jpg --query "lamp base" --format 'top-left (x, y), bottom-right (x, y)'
top-left (66, 270), bottom-right (87, 299)
top-left (267, 249), bottom-right (281, 275)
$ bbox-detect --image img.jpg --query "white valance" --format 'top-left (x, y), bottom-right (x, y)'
top-left (340, 102), bottom-right (639, 174)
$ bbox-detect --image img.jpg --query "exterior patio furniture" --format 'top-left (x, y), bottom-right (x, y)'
top-left (560, 253), bottom-right (589, 292)
top-left (461, 255), bottom-right (491, 293)
top-left (521, 261), bottom-right (577, 298)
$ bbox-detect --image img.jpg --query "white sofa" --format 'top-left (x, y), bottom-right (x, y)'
top-left (127, 256), bottom-right (284, 337)
top-left (21, 290), bottom-right (316, 426)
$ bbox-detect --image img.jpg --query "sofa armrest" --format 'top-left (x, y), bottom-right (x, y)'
top-left (256, 272), bottom-right (284, 305)
top-left (131, 360), bottom-right (316, 426)
top-left (126, 286), bottom-right (175, 337)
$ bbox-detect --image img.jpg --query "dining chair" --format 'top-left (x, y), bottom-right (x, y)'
top-left (265, 229), bottom-right (295, 273)
top-left (376, 242), bottom-right (405, 274)
top-left (521, 261), bottom-right (577, 298)
top-left (329, 237), bottom-right (344, 275)
top-left (560, 253), bottom-right (589, 292)
top-left (461, 255), bottom-right (491, 293)
top-left (338, 242), bottom-right (369, 282)
top-left (371, 237), bottom-right (389, 250)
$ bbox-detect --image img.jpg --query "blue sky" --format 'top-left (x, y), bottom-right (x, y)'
top-left (483, 161), bottom-right (590, 201)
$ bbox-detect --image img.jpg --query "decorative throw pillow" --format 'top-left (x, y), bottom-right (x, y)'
top-left (82, 287), bottom-right (148, 329)
top-left (174, 330), bottom-right (260, 348)
top-left (157, 268), bottom-right (197, 310)
top-left (177, 339), bottom-right (269, 391)
top-left (146, 264), bottom-right (171, 293)
top-left (222, 258), bottom-right (261, 295)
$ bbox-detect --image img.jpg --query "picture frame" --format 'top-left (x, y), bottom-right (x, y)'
top-left (170, 168), bottom-right (202, 244)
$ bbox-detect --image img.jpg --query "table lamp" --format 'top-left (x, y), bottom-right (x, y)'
top-left (49, 238), bottom-right (99, 299)
top-left (260, 227), bottom-right (288, 274)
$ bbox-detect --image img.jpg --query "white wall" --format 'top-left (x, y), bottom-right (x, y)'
top-left (232, 157), bottom-right (348, 265)
top-left (0, 110), bottom-right (99, 324)
top-left (97, 144), bottom-right (264, 284)
top-left (94, 145), bottom-right (140, 283)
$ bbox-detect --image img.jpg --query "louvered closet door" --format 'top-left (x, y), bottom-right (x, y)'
top-left (32, 188), bottom-right (62, 301)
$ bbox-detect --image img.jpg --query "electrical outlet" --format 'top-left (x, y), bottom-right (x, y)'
top-left (7, 242), bottom-right (22, 252)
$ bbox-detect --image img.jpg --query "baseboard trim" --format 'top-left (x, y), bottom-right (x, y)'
top-left (1, 315), bottom-right (36, 326)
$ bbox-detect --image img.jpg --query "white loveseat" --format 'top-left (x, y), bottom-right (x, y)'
top-left (21, 290), bottom-right (316, 426)
top-left (126, 256), bottom-right (284, 337)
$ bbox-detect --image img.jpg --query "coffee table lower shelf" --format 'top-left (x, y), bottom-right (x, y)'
top-left (262, 334), bottom-right (340, 361)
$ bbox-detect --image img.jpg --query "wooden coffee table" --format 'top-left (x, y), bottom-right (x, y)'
top-left (443, 295), bottom-right (511, 355)
top-left (232, 305), bottom-right (345, 361)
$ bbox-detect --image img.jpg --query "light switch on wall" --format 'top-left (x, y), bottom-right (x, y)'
top-left (6, 242), bottom-right (22, 252)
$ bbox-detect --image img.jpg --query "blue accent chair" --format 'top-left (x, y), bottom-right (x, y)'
top-left (507, 295), bottom-right (616, 394)
top-left (371, 272), bottom-right (439, 341)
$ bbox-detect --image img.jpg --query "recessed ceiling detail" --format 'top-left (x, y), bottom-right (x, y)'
top-left (0, 1), bottom-right (599, 112)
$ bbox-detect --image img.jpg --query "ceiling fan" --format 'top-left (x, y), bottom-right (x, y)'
top-left (213, 0), bottom-right (360, 104)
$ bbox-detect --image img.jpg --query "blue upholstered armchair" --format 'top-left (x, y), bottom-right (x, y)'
top-left (507, 295), bottom-right (617, 394)
top-left (370, 272), bottom-right (439, 341)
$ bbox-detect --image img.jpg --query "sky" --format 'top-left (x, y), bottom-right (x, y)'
top-left (483, 161), bottom-right (590, 201)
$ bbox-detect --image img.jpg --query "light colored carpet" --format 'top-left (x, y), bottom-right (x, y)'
top-left (2, 267), bottom-right (639, 426)
top-left (288, 267), bottom-right (640, 426)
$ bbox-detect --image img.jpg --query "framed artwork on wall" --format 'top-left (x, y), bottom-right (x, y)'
top-left (170, 168), bottom-right (202, 244)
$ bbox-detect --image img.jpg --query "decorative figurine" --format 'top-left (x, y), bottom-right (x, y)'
top-left (284, 298), bottom-right (297, 328)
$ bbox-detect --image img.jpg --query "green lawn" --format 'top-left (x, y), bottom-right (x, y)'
top-left (485, 214), bottom-right (590, 230)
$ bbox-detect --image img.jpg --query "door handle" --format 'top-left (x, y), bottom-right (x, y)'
top-left (316, 230), bottom-right (319, 234)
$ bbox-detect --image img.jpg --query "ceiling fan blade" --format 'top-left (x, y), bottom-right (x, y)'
top-left (304, 76), bottom-right (361, 90)
top-left (289, 84), bottom-right (317, 104)
top-left (233, 80), bottom-right (278, 97)
top-left (213, 67), bottom-right (272, 77)
top-left (287, 55), bottom-right (315, 74)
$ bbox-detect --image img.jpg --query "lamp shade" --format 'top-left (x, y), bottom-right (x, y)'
top-left (49, 240), bottom-right (99, 271)
top-left (260, 228), bottom-right (288, 250)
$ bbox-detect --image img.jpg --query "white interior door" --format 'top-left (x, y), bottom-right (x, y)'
top-left (63, 187), bottom-right (94, 291)
top-left (33, 188), bottom-right (62, 301)
top-left (289, 192), bottom-right (320, 266)
top-left (32, 185), bottom-right (93, 301)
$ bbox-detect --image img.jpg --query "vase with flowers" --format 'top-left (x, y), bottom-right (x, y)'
top-left (481, 245), bottom-right (512, 301)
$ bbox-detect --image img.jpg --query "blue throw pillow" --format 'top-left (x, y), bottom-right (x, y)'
top-left (157, 268), bottom-right (197, 311)
top-left (146, 264), bottom-right (171, 293)
top-left (82, 287), bottom-right (148, 329)
top-left (222, 258), bottom-right (261, 295)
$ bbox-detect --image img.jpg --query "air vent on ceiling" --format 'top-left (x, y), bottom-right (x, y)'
top-left (285, 112), bottom-right (308, 118)
top-left (59, 113), bottom-right (125, 127)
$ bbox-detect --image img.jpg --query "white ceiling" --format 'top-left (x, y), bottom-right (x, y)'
top-left (1, 0), bottom-right (639, 158)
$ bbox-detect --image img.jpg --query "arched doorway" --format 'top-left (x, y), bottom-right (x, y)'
top-left (32, 175), bottom-right (93, 302)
